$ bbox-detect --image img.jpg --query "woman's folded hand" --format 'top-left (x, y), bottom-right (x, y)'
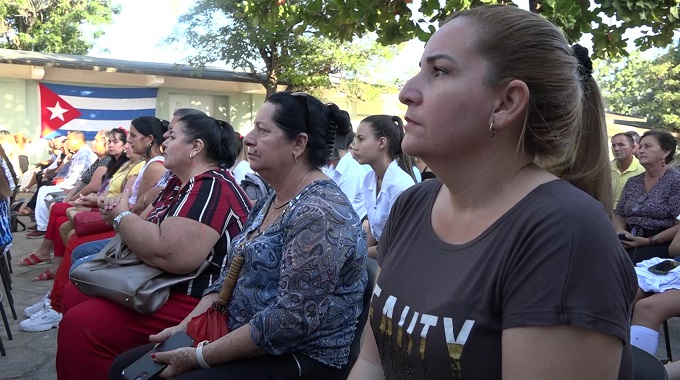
top-left (154, 347), bottom-right (199, 379)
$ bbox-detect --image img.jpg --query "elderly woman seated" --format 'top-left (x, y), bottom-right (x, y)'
top-left (109, 92), bottom-right (368, 379)
top-left (55, 113), bottom-right (252, 379)
top-left (614, 130), bottom-right (680, 263)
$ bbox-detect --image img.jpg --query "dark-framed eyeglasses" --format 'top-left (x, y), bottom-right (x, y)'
top-left (291, 92), bottom-right (311, 133)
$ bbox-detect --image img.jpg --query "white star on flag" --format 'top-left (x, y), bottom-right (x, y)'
top-left (46, 101), bottom-right (69, 121)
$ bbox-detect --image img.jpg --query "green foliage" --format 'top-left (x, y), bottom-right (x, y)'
top-left (0, 0), bottom-right (118, 55)
top-left (596, 43), bottom-right (680, 131)
top-left (171, 0), bottom-right (397, 98)
top-left (241, 0), bottom-right (680, 59)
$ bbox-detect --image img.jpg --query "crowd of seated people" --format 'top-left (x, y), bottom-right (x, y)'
top-left (12, 37), bottom-right (680, 378)
top-left (20, 118), bottom-right (170, 331)
top-left (18, 128), bottom-right (133, 281)
top-left (19, 131), bottom-right (98, 236)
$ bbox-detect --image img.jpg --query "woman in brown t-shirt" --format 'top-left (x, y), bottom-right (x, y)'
top-left (349, 5), bottom-right (637, 380)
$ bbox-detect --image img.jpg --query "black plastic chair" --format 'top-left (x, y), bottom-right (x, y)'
top-left (633, 345), bottom-right (668, 380)
top-left (339, 257), bottom-right (378, 379)
top-left (0, 248), bottom-right (16, 320)
top-left (663, 320), bottom-right (673, 362)
top-left (0, 291), bottom-right (12, 356)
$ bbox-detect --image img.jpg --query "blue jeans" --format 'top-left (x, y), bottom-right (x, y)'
top-left (70, 238), bottom-right (111, 274)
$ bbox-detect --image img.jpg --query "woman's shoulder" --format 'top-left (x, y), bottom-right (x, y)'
top-left (385, 165), bottom-right (415, 191)
top-left (664, 167), bottom-right (680, 182)
top-left (513, 181), bottom-right (614, 230)
top-left (97, 155), bottom-right (112, 166)
top-left (148, 155), bottom-right (165, 164)
top-left (388, 179), bottom-right (441, 218)
top-left (193, 169), bottom-right (232, 183)
top-left (297, 179), bottom-right (356, 212)
top-left (235, 160), bottom-right (251, 171)
top-left (130, 160), bottom-right (145, 173)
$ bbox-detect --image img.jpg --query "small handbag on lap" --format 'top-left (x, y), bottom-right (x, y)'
top-left (70, 234), bottom-right (209, 314)
top-left (72, 210), bottom-right (112, 236)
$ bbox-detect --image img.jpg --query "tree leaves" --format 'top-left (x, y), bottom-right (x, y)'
top-left (0, 0), bottom-right (118, 54)
top-left (241, 0), bottom-right (680, 59)
top-left (596, 42), bottom-right (680, 131)
top-left (170, 0), bottom-right (397, 97)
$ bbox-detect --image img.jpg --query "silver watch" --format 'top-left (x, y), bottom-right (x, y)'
top-left (112, 211), bottom-right (133, 232)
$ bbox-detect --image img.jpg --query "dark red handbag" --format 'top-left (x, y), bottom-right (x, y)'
top-left (73, 210), bottom-right (113, 236)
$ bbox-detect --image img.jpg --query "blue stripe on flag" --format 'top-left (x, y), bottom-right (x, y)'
top-left (43, 83), bottom-right (159, 99)
top-left (77, 108), bottom-right (156, 121)
top-left (44, 130), bottom-right (100, 140)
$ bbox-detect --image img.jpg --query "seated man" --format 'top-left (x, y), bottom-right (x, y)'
top-left (26, 131), bottom-right (97, 238)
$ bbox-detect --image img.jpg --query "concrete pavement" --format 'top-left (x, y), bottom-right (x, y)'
top-left (0, 212), bottom-right (57, 380)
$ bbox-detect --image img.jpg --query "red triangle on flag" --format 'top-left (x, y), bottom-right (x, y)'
top-left (38, 83), bottom-right (82, 138)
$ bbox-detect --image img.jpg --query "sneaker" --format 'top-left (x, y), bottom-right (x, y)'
top-left (27, 224), bottom-right (37, 231)
top-left (20, 305), bottom-right (62, 332)
top-left (25, 230), bottom-right (45, 239)
top-left (24, 291), bottom-right (51, 318)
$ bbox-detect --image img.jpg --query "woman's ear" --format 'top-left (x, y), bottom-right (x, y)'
top-left (491, 79), bottom-right (530, 132)
top-left (377, 136), bottom-right (387, 151)
top-left (292, 133), bottom-right (309, 157)
top-left (192, 139), bottom-right (205, 157)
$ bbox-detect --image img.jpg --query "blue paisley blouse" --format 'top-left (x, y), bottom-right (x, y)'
top-left (204, 179), bottom-right (368, 369)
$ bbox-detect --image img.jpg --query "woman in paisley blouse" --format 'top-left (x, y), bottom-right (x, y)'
top-left (614, 130), bottom-right (680, 263)
top-left (112, 92), bottom-right (368, 379)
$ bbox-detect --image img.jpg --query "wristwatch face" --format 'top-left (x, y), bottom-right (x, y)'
top-left (113, 212), bottom-right (128, 232)
top-left (113, 216), bottom-right (121, 232)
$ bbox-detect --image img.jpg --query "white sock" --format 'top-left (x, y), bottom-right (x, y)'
top-left (630, 325), bottom-right (659, 355)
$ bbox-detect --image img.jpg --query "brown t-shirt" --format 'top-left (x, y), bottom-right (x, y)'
top-left (372, 179), bottom-right (636, 379)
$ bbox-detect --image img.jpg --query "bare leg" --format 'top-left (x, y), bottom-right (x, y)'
top-left (32, 239), bottom-right (54, 260)
top-left (632, 288), bottom-right (652, 308)
top-left (632, 289), bottom-right (680, 330)
top-left (51, 256), bottom-right (62, 273)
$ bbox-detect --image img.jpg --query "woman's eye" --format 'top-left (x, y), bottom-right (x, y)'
top-left (433, 67), bottom-right (446, 77)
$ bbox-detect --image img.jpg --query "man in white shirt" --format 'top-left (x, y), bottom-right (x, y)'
top-left (328, 131), bottom-right (367, 220)
top-left (27, 131), bottom-right (97, 237)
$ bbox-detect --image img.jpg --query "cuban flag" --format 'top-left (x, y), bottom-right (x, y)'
top-left (38, 83), bottom-right (158, 139)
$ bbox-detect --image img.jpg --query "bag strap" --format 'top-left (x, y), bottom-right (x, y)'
top-left (103, 235), bottom-right (143, 266)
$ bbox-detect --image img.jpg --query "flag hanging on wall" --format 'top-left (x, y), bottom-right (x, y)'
top-left (38, 83), bottom-right (158, 139)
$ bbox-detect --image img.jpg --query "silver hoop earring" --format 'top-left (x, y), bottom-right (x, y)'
top-left (489, 121), bottom-right (496, 138)
top-left (293, 153), bottom-right (298, 163)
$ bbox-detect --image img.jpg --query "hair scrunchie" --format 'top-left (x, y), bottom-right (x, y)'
top-left (572, 44), bottom-right (593, 79)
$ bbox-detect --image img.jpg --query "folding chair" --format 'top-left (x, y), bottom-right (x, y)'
top-left (0, 291), bottom-right (12, 356)
top-left (663, 320), bottom-right (673, 363)
top-left (0, 248), bottom-right (16, 320)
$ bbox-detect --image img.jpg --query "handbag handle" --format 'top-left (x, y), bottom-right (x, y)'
top-left (216, 256), bottom-right (245, 306)
top-left (104, 238), bottom-right (142, 266)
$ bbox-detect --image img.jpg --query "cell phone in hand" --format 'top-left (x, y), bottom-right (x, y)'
top-left (648, 260), bottom-right (680, 275)
top-left (121, 331), bottom-right (194, 380)
top-left (618, 233), bottom-right (633, 241)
